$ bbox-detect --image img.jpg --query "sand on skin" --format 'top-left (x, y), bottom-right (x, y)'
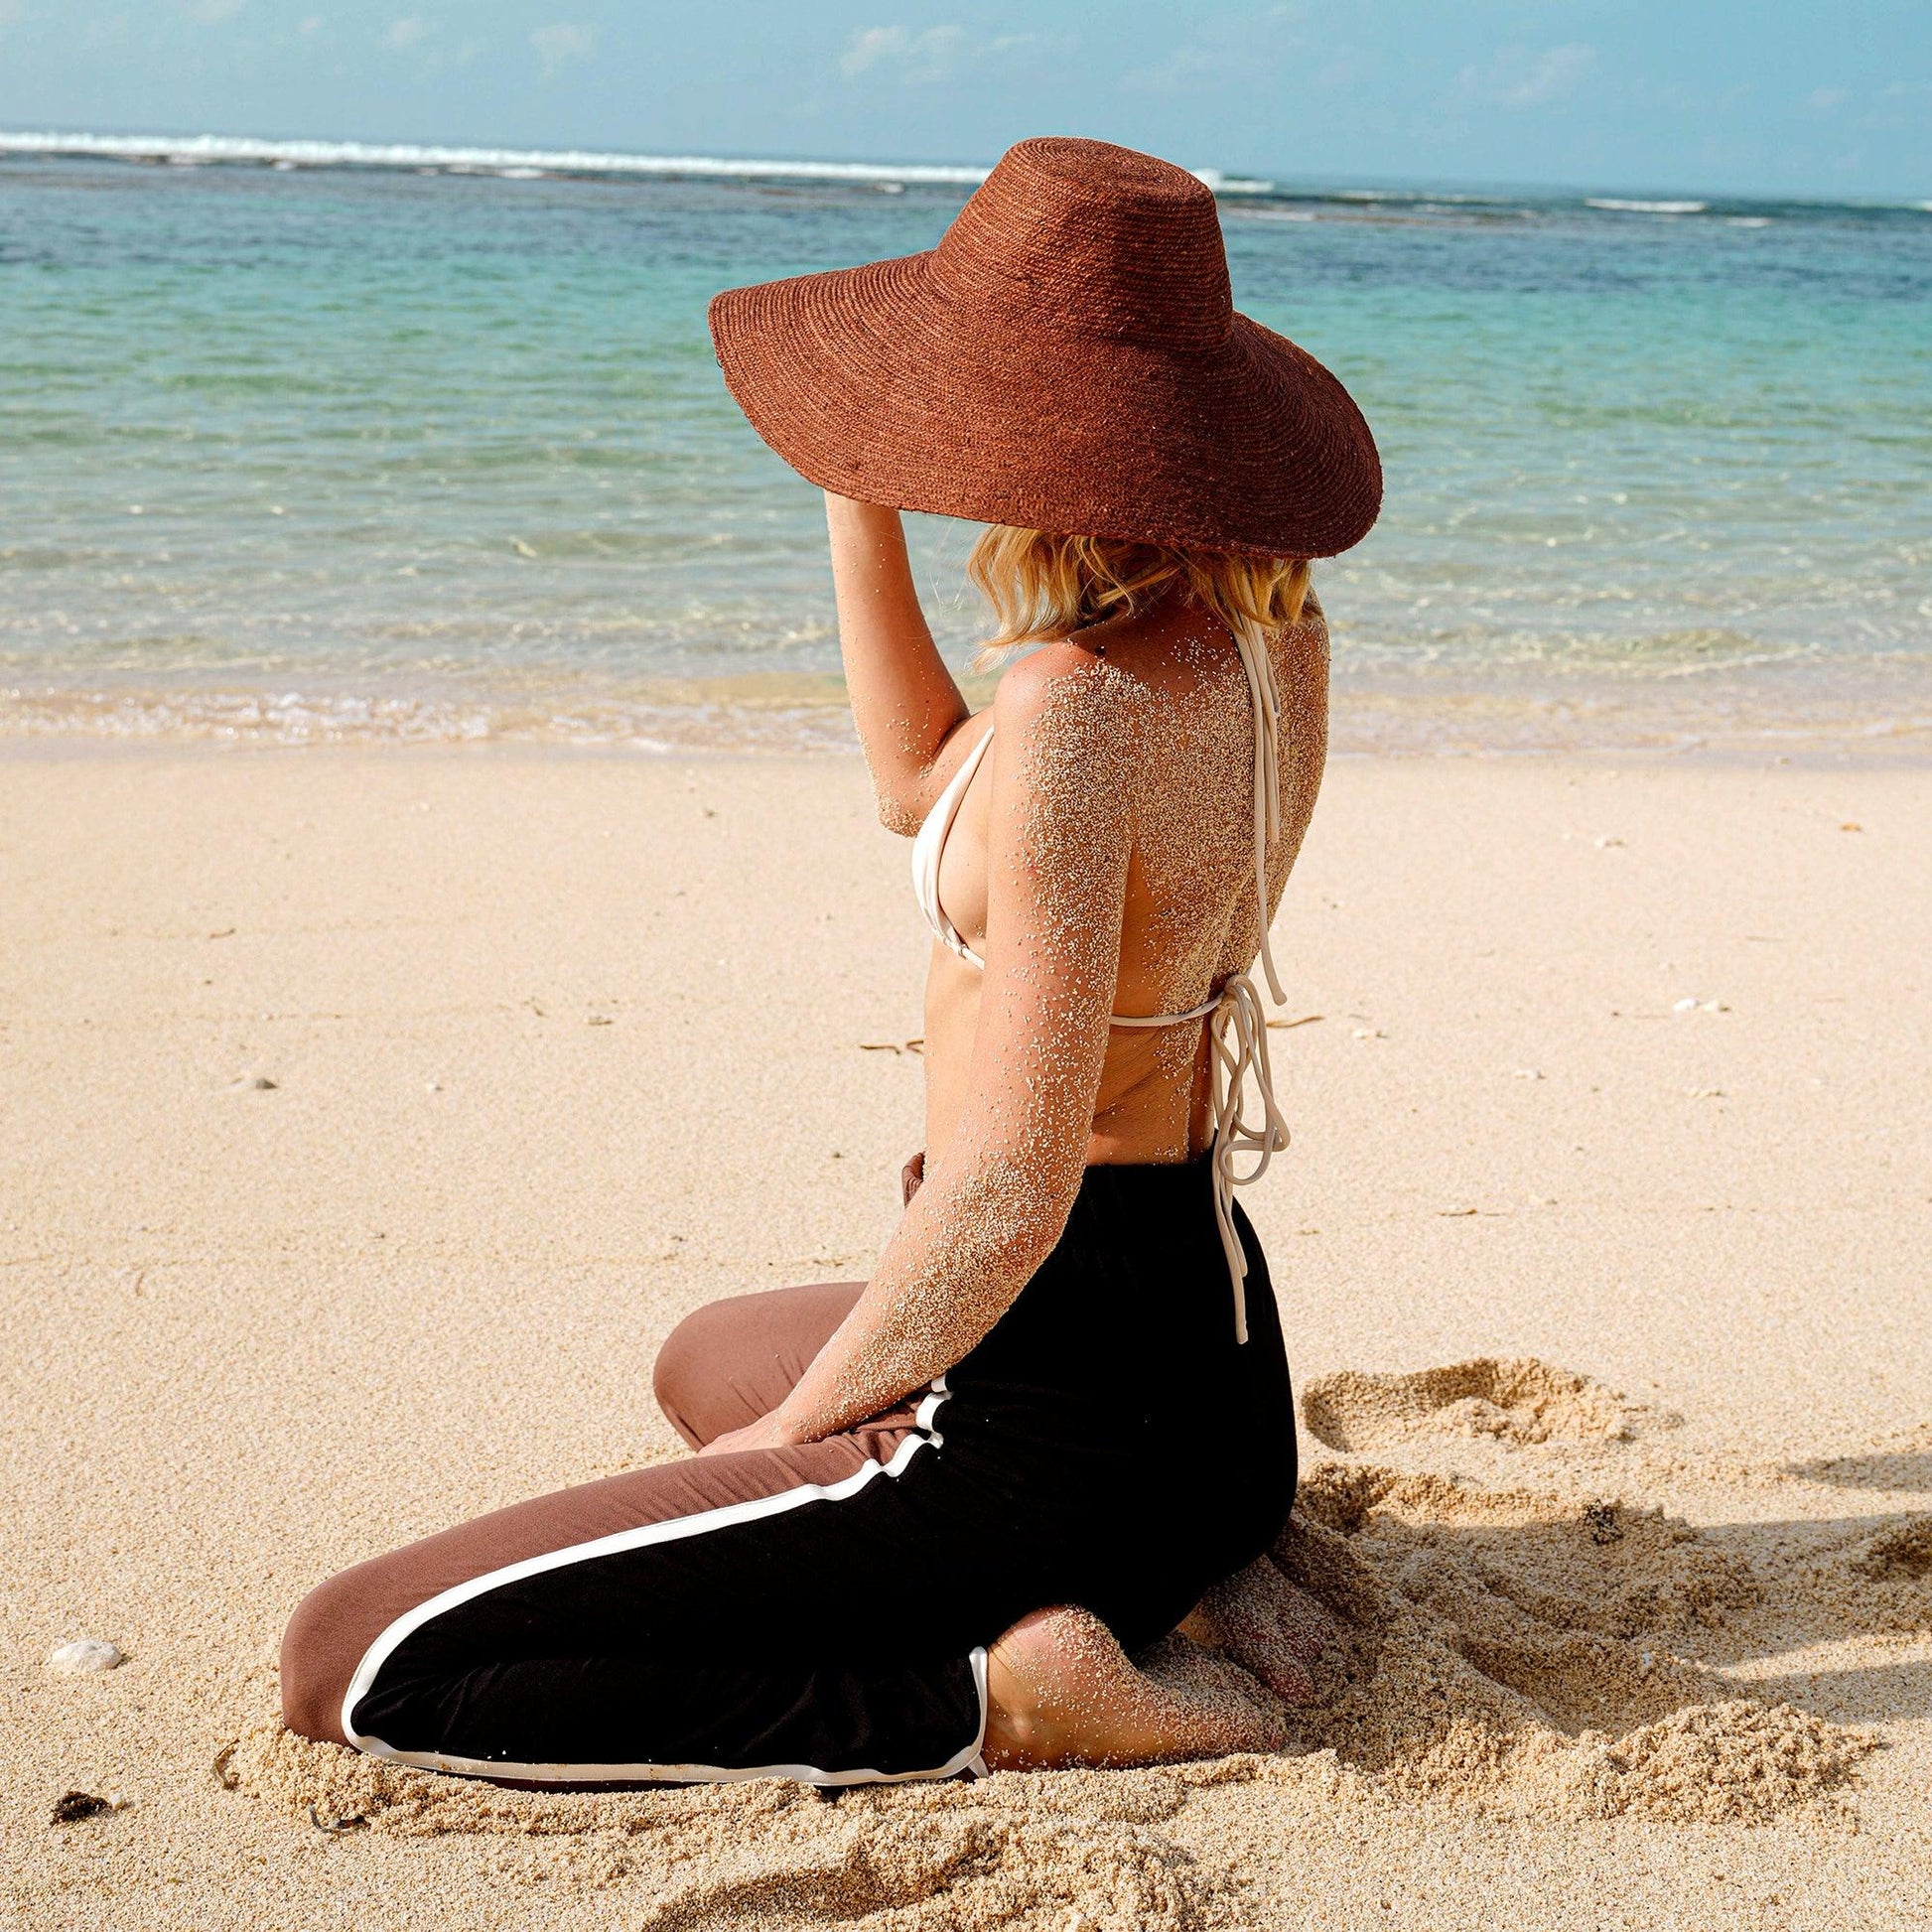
top-left (1, 742), bottom-right (1928, 1930)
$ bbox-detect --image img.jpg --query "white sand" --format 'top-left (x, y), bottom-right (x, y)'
top-left (2, 743), bottom-right (1927, 1928)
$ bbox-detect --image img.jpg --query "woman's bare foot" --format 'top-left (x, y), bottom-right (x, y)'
top-left (982, 1604), bottom-right (1286, 1770)
top-left (1177, 1557), bottom-right (1340, 1706)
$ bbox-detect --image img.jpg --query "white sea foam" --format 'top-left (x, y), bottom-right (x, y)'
top-left (0, 130), bottom-right (1271, 196)
top-left (0, 130), bottom-right (991, 185)
top-left (1586, 198), bottom-right (1709, 214)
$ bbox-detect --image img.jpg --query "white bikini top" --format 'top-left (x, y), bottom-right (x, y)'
top-left (909, 617), bottom-right (1292, 1342)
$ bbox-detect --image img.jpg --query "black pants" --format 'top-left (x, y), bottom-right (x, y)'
top-left (280, 1157), bottom-right (1298, 1785)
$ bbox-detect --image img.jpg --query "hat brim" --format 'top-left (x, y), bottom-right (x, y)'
top-left (709, 251), bottom-right (1381, 560)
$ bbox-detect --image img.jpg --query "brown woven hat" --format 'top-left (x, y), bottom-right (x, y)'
top-left (709, 137), bottom-right (1381, 560)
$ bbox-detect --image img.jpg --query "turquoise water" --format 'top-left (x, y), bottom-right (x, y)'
top-left (2, 146), bottom-right (1928, 753)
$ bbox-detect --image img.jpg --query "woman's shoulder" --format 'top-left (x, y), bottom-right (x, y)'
top-left (987, 642), bottom-right (1140, 790)
top-left (990, 638), bottom-right (1126, 726)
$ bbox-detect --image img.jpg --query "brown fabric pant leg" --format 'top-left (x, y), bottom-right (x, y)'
top-left (652, 1281), bottom-right (865, 1450)
top-left (277, 1386), bottom-right (982, 1781)
top-left (279, 1246), bottom-right (992, 1784)
top-left (279, 1164), bottom-right (998, 1785)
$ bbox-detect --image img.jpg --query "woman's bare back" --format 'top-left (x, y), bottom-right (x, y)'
top-left (920, 588), bottom-right (1329, 1170)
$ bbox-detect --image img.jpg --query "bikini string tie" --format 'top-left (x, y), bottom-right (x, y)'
top-left (1202, 971), bottom-right (1291, 1344)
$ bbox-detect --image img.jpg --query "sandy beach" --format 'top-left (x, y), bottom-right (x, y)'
top-left (4, 740), bottom-right (1928, 1930)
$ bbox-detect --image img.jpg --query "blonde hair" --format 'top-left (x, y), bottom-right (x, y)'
top-left (967, 526), bottom-right (1311, 667)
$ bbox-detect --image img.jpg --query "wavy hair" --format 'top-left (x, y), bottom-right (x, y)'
top-left (967, 526), bottom-right (1311, 667)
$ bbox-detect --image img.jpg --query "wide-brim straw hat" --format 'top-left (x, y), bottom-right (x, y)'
top-left (709, 137), bottom-right (1381, 560)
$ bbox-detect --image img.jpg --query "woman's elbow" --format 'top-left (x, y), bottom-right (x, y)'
top-left (972, 1153), bottom-right (1085, 1273)
top-left (857, 756), bottom-right (928, 836)
top-left (874, 787), bottom-right (924, 837)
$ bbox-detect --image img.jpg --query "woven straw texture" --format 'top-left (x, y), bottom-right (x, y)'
top-left (709, 137), bottom-right (1382, 559)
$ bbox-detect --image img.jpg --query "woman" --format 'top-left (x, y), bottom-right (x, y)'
top-left (280, 137), bottom-right (1380, 1785)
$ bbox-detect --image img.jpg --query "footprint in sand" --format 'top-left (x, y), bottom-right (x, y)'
top-left (1301, 1357), bottom-right (1648, 1453)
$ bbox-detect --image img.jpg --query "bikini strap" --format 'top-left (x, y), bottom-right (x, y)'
top-left (1230, 616), bottom-right (1286, 1005)
top-left (1205, 616), bottom-right (1293, 1340)
top-left (1204, 971), bottom-right (1290, 1342)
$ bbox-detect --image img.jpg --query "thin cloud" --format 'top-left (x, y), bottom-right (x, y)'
top-left (1454, 42), bottom-right (1597, 110)
top-left (840, 25), bottom-right (966, 81)
top-left (836, 24), bottom-right (1069, 83)
top-left (1124, 44), bottom-right (1221, 93)
top-left (1122, 8), bottom-right (1303, 94)
top-left (382, 14), bottom-right (430, 52)
top-left (187, 0), bottom-right (249, 22)
top-left (531, 22), bottom-right (595, 77)
top-left (981, 31), bottom-right (1077, 63)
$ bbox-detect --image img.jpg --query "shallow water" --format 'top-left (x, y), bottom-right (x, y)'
top-left (2, 146), bottom-right (1928, 754)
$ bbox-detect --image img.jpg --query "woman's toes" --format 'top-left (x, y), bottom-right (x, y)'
top-left (1139, 1635), bottom-right (1289, 1753)
top-left (1194, 1558), bottom-right (1340, 1708)
top-left (1274, 1575), bottom-right (1342, 1670)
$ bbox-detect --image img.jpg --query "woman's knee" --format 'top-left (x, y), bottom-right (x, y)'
top-left (652, 1283), bottom-right (865, 1449)
top-left (279, 1563), bottom-right (383, 1747)
top-left (651, 1301), bottom-right (737, 1449)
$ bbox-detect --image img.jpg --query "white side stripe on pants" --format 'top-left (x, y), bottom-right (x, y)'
top-left (337, 1380), bottom-right (989, 1787)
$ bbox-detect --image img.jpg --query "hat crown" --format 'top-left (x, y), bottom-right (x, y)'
top-left (933, 138), bottom-right (1233, 351)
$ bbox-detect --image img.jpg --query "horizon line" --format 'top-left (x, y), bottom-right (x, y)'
top-left (2, 128), bottom-right (1927, 210)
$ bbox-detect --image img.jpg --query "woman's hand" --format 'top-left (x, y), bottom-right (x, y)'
top-left (697, 1412), bottom-right (807, 1458)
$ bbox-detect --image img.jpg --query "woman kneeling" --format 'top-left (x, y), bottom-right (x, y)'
top-left (280, 134), bottom-right (1378, 1786)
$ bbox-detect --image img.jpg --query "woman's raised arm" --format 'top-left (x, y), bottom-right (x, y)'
top-left (825, 492), bottom-right (974, 833)
top-left (714, 645), bottom-right (1135, 1449)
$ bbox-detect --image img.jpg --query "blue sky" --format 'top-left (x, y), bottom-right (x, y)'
top-left (2, 2), bottom-right (1927, 198)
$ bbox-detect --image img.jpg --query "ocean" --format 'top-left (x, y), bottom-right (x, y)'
top-left (3, 135), bottom-right (1929, 756)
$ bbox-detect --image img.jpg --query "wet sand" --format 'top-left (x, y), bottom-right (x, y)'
top-left (3, 743), bottom-right (1928, 1929)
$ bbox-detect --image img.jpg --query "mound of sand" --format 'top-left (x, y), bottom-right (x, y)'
top-left (1786, 1511), bottom-right (1932, 1639)
top-left (1276, 1463), bottom-right (1877, 1822)
top-left (1301, 1357), bottom-right (1643, 1452)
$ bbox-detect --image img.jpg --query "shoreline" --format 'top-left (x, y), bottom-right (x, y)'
top-left (6, 678), bottom-right (1931, 767)
top-left (5, 723), bottom-right (1929, 773)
